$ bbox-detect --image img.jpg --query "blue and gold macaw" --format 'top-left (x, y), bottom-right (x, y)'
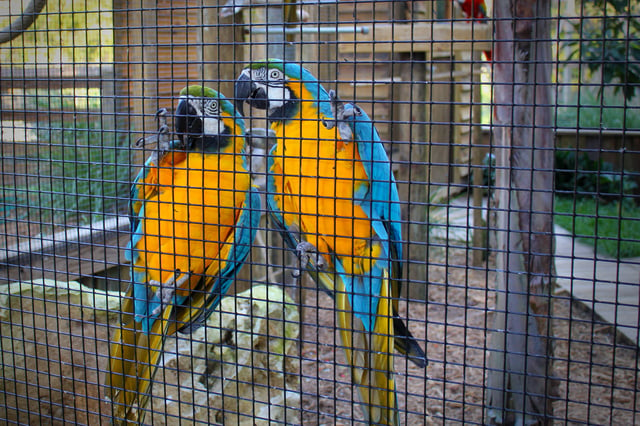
top-left (107, 86), bottom-right (260, 425)
top-left (236, 60), bottom-right (426, 425)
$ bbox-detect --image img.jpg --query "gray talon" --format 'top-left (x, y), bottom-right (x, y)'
top-left (293, 241), bottom-right (326, 278)
top-left (321, 89), bottom-right (362, 141)
top-left (134, 108), bottom-right (172, 150)
top-left (150, 270), bottom-right (190, 317)
top-left (155, 107), bottom-right (168, 124)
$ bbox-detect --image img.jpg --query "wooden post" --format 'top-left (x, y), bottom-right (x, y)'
top-left (486, 1), bottom-right (556, 423)
top-left (114, 1), bottom-right (159, 169)
top-left (390, 2), bottom-right (430, 300)
top-left (471, 54), bottom-right (487, 267)
top-left (298, 2), bottom-right (338, 88)
top-left (201, 1), bottom-right (246, 98)
top-left (135, 1), bottom-right (159, 137)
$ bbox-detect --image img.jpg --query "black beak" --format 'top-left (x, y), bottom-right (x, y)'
top-left (174, 98), bottom-right (202, 147)
top-left (235, 73), bottom-right (269, 117)
top-left (234, 75), bottom-right (251, 117)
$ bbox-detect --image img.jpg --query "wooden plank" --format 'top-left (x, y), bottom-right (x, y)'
top-left (337, 0), bottom-right (391, 23)
top-left (0, 217), bottom-right (130, 286)
top-left (338, 22), bottom-right (492, 54)
top-left (0, 65), bottom-right (110, 91)
top-left (0, 233), bottom-right (129, 286)
top-left (0, 111), bottom-right (103, 122)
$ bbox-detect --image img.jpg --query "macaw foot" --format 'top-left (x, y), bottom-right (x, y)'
top-left (150, 270), bottom-right (190, 317)
top-left (321, 89), bottom-right (362, 141)
top-left (134, 108), bottom-right (172, 151)
top-left (292, 241), bottom-right (327, 278)
top-left (155, 107), bottom-right (168, 128)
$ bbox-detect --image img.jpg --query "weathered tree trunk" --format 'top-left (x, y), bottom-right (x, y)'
top-left (486, 1), bottom-right (557, 424)
top-left (0, 0), bottom-right (47, 44)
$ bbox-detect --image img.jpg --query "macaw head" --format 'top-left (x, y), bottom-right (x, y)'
top-left (175, 85), bottom-right (246, 152)
top-left (235, 59), bottom-right (332, 122)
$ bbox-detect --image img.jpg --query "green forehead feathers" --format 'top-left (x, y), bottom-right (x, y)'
top-left (180, 85), bottom-right (219, 99)
top-left (177, 84), bottom-right (246, 133)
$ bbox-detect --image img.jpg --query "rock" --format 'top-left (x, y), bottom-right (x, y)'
top-left (150, 285), bottom-right (301, 425)
top-left (0, 278), bottom-right (121, 323)
top-left (0, 279), bottom-right (118, 424)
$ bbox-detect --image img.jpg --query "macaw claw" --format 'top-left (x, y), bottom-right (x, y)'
top-left (150, 270), bottom-right (190, 317)
top-left (155, 107), bottom-right (168, 125)
top-left (134, 108), bottom-right (172, 151)
top-left (292, 241), bottom-right (327, 278)
top-left (322, 89), bottom-right (362, 141)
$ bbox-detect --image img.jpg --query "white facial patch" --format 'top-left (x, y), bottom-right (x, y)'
top-left (265, 84), bottom-right (290, 109)
top-left (203, 116), bottom-right (225, 136)
top-left (202, 98), bottom-right (224, 135)
top-left (264, 67), bottom-right (289, 109)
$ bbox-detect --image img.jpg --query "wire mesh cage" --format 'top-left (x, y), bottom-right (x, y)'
top-left (1, 0), bottom-right (639, 424)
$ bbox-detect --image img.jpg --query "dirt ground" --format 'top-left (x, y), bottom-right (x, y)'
top-left (297, 247), bottom-right (640, 425)
top-left (0, 247), bottom-right (638, 425)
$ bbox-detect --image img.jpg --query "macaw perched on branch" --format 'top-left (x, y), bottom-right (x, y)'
top-left (236, 60), bottom-right (426, 425)
top-left (455, 0), bottom-right (492, 61)
top-left (107, 86), bottom-right (260, 425)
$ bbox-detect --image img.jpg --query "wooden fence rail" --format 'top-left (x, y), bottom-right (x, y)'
top-left (0, 64), bottom-right (115, 123)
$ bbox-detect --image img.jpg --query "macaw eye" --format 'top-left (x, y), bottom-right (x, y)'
top-left (269, 69), bottom-right (283, 81)
top-left (203, 99), bottom-right (219, 117)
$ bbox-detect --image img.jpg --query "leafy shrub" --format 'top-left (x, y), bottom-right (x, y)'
top-left (563, 0), bottom-right (640, 101)
top-left (555, 149), bottom-right (638, 198)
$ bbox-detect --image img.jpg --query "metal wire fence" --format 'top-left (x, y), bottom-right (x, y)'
top-left (0, 0), bottom-right (639, 424)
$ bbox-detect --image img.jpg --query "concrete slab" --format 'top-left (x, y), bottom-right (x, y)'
top-left (429, 195), bottom-right (640, 345)
top-left (554, 225), bottom-right (640, 344)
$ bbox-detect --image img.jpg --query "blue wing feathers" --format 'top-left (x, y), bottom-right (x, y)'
top-left (342, 105), bottom-right (405, 333)
top-left (335, 256), bottom-right (383, 333)
top-left (349, 106), bottom-right (403, 264)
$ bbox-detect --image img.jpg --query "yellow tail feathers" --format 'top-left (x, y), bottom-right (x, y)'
top-left (107, 302), bottom-right (173, 425)
top-left (336, 274), bottom-right (400, 425)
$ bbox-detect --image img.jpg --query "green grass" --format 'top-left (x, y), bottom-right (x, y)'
top-left (554, 196), bottom-right (640, 259)
top-left (555, 85), bottom-right (640, 131)
top-left (3, 119), bottom-right (131, 227)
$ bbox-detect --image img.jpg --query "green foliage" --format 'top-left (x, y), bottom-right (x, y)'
top-left (3, 87), bottom-right (103, 112)
top-left (470, 149), bottom-right (637, 201)
top-left (555, 149), bottom-right (638, 198)
top-left (5, 119), bottom-right (130, 226)
top-left (564, 0), bottom-right (640, 101)
top-left (554, 196), bottom-right (640, 258)
top-left (0, 0), bottom-right (113, 64)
